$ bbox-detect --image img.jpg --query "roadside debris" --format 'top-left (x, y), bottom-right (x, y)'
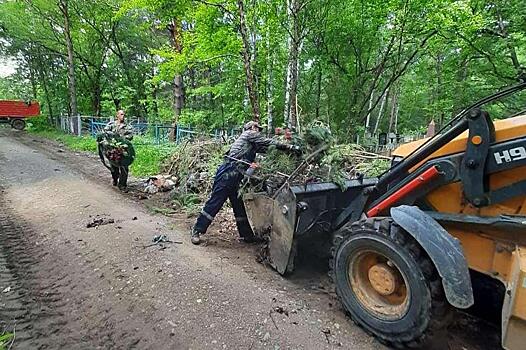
top-left (143, 234), bottom-right (182, 249)
top-left (2, 286), bottom-right (11, 293)
top-left (86, 216), bottom-right (115, 228)
top-left (322, 328), bottom-right (331, 343)
top-left (143, 175), bottom-right (176, 194)
top-left (274, 306), bottom-right (289, 316)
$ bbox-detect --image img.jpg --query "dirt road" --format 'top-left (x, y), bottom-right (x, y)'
top-left (0, 128), bottom-right (500, 349)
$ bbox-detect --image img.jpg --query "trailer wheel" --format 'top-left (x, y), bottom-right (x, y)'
top-left (11, 119), bottom-right (26, 130)
top-left (330, 218), bottom-right (452, 348)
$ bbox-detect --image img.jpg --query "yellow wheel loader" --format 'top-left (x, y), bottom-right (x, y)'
top-left (244, 83), bottom-right (526, 348)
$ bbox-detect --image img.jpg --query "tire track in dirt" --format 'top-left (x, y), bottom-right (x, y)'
top-left (0, 194), bottom-right (71, 348)
top-left (0, 192), bottom-right (148, 349)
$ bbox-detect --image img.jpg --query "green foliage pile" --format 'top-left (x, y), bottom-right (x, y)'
top-left (163, 139), bottom-right (229, 194)
top-left (249, 124), bottom-right (390, 192)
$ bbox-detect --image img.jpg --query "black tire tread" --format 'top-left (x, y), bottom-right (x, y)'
top-left (329, 217), bottom-right (452, 348)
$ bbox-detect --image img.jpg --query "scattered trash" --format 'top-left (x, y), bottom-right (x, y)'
top-left (86, 216), bottom-right (115, 228)
top-left (143, 234), bottom-right (182, 249)
top-left (2, 286), bottom-right (11, 293)
top-left (144, 183), bottom-right (158, 194)
top-left (322, 328), bottom-right (331, 343)
top-left (143, 175), bottom-right (176, 194)
top-left (269, 310), bottom-right (279, 330)
top-left (274, 306), bottom-right (289, 316)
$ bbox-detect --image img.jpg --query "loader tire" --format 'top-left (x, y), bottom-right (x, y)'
top-left (329, 217), bottom-right (452, 348)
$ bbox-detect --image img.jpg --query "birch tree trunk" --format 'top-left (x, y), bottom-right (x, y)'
top-left (373, 88), bottom-right (389, 135)
top-left (58, 0), bottom-right (78, 117)
top-left (266, 30), bottom-right (274, 134)
top-left (237, 0), bottom-right (260, 121)
top-left (388, 87), bottom-right (399, 135)
top-left (284, 0), bottom-right (303, 130)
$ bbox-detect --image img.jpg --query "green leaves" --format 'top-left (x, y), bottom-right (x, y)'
top-left (0, 0), bottom-right (524, 135)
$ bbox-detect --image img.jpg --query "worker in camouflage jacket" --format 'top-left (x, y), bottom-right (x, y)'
top-left (191, 121), bottom-right (301, 245)
top-left (103, 110), bottom-right (134, 191)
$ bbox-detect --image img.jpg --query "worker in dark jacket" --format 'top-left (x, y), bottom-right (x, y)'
top-left (191, 121), bottom-right (301, 245)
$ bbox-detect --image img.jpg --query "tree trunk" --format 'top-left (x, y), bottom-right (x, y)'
top-left (59, 0), bottom-right (78, 117)
top-left (364, 91), bottom-right (374, 136)
top-left (150, 60), bottom-right (160, 120)
top-left (373, 88), bottom-right (389, 135)
top-left (284, 0), bottom-right (303, 130)
top-left (26, 52), bottom-right (38, 100)
top-left (266, 30), bottom-right (274, 134)
top-left (315, 61), bottom-right (322, 120)
top-left (388, 87), bottom-right (398, 135)
top-left (36, 52), bottom-right (54, 124)
top-left (288, 38), bottom-right (301, 130)
top-left (93, 82), bottom-right (102, 118)
top-left (237, 0), bottom-right (260, 121)
top-left (168, 19), bottom-right (185, 140)
top-left (283, 0), bottom-right (293, 128)
top-left (435, 54), bottom-right (444, 128)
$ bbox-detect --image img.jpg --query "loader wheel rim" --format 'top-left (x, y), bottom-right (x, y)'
top-left (349, 250), bottom-right (409, 320)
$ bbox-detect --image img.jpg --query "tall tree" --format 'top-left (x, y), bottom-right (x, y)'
top-left (58, 0), bottom-right (78, 116)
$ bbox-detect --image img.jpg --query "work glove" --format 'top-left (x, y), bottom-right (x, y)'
top-left (245, 162), bottom-right (259, 176)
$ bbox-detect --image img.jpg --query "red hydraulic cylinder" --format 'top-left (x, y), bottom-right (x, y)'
top-left (367, 166), bottom-right (441, 217)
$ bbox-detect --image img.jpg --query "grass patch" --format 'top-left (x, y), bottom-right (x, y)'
top-left (28, 127), bottom-right (175, 178)
top-left (0, 332), bottom-right (13, 350)
top-left (146, 205), bottom-right (178, 215)
top-left (30, 129), bottom-right (98, 152)
top-left (171, 192), bottom-right (201, 215)
top-left (131, 137), bottom-right (176, 177)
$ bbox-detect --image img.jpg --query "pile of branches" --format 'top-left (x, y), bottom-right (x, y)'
top-left (97, 133), bottom-right (135, 165)
top-left (246, 123), bottom-right (390, 193)
top-left (161, 124), bottom-right (390, 201)
top-left (163, 139), bottom-right (229, 195)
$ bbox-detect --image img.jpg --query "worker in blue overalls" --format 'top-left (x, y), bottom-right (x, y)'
top-left (191, 121), bottom-right (301, 245)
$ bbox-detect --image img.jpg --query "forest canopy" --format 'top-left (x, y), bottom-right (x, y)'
top-left (0, 0), bottom-right (524, 138)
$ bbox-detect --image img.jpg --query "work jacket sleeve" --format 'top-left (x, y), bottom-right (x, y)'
top-left (121, 125), bottom-right (134, 140)
top-left (246, 131), bottom-right (289, 153)
top-left (104, 121), bottom-right (115, 132)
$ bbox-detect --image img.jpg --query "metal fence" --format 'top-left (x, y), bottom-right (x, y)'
top-left (57, 115), bottom-right (239, 145)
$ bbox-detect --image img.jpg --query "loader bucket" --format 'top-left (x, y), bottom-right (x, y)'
top-left (243, 178), bottom-right (377, 275)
